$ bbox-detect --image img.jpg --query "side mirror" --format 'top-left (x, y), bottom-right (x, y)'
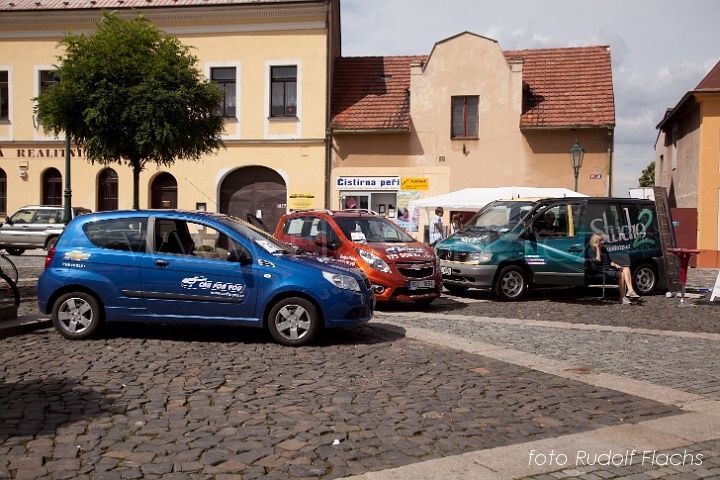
top-left (227, 248), bottom-right (252, 266)
top-left (5, 216), bottom-right (13, 226)
top-left (315, 236), bottom-right (340, 251)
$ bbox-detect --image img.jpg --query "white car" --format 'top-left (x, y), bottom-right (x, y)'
top-left (0, 205), bottom-right (91, 255)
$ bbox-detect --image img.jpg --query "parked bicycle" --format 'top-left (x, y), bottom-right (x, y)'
top-left (0, 248), bottom-right (18, 285)
top-left (0, 269), bottom-right (20, 307)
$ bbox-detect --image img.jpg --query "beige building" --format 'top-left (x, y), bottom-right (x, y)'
top-left (329, 33), bottom-right (615, 235)
top-left (655, 60), bottom-right (720, 267)
top-left (0, 0), bottom-right (340, 229)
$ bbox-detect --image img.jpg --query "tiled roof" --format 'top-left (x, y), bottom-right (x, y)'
top-left (505, 45), bottom-right (615, 128)
top-left (696, 60), bottom-right (720, 90)
top-left (0, 0), bottom-right (310, 10)
top-left (330, 56), bottom-right (425, 131)
top-left (330, 45), bottom-right (615, 132)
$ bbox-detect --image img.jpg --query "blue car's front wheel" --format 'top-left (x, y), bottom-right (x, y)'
top-left (267, 297), bottom-right (320, 346)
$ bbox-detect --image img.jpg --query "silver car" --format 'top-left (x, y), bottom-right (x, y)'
top-left (0, 205), bottom-right (91, 255)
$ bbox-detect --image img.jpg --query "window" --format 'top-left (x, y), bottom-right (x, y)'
top-left (84, 218), bottom-right (148, 252)
top-left (0, 71), bottom-right (8, 120)
top-left (270, 66), bottom-right (297, 117)
top-left (42, 168), bottom-right (62, 206)
top-left (211, 67), bottom-right (236, 117)
top-left (39, 70), bottom-right (59, 95)
top-left (671, 125), bottom-right (678, 170)
top-left (451, 96), bottom-right (479, 138)
top-left (98, 168), bottom-right (119, 212)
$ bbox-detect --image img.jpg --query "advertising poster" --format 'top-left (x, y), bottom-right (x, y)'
top-left (396, 191), bottom-right (420, 232)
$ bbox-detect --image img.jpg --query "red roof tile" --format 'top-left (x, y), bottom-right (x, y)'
top-left (331, 45), bottom-right (615, 132)
top-left (506, 45), bottom-right (615, 128)
top-left (330, 56), bottom-right (424, 131)
top-left (696, 60), bottom-right (720, 90)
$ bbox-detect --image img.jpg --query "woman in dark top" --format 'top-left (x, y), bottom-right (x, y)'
top-left (589, 233), bottom-right (639, 303)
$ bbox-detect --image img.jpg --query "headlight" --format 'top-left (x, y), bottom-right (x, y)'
top-left (322, 271), bottom-right (361, 291)
top-left (355, 248), bottom-right (392, 273)
top-left (466, 252), bottom-right (493, 263)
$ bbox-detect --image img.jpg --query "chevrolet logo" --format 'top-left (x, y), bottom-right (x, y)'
top-left (64, 250), bottom-right (91, 261)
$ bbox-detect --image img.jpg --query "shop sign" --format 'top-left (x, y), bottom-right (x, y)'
top-left (0, 147), bottom-right (85, 158)
top-left (336, 176), bottom-right (400, 191)
top-left (401, 177), bottom-right (428, 190)
top-left (289, 192), bottom-right (315, 210)
top-left (589, 174), bottom-right (603, 179)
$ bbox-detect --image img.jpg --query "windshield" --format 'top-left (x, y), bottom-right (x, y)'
top-left (462, 201), bottom-right (535, 234)
top-left (334, 217), bottom-right (416, 243)
top-left (221, 216), bottom-right (294, 255)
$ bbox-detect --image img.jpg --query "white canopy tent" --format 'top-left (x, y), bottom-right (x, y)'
top-left (407, 186), bottom-right (587, 239)
top-left (409, 186), bottom-right (586, 214)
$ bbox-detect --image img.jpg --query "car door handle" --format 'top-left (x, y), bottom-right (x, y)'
top-left (154, 259), bottom-right (169, 267)
top-left (568, 245), bottom-right (584, 252)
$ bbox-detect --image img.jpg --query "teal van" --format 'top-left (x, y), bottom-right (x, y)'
top-left (435, 197), bottom-right (663, 301)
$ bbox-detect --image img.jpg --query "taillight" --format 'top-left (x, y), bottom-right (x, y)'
top-left (44, 247), bottom-right (56, 269)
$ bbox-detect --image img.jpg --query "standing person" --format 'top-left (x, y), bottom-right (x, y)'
top-left (450, 213), bottom-right (462, 235)
top-left (429, 206), bottom-right (445, 246)
top-left (588, 233), bottom-right (640, 304)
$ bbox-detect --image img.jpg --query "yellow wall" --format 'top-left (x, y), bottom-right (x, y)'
top-left (696, 93), bottom-right (720, 267)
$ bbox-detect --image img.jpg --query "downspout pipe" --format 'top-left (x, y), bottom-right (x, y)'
top-left (606, 125), bottom-right (614, 196)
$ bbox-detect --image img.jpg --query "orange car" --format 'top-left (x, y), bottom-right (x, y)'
top-left (275, 210), bottom-right (441, 304)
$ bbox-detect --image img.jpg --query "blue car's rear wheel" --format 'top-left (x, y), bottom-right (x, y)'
top-left (267, 297), bottom-right (320, 346)
top-left (52, 292), bottom-right (104, 340)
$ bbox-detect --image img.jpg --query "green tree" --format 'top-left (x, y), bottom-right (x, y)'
top-left (35, 12), bottom-right (225, 209)
top-left (638, 161), bottom-right (655, 187)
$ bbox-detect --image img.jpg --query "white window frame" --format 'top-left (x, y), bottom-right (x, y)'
top-left (264, 59), bottom-right (302, 140)
top-left (34, 65), bottom-right (62, 141)
top-left (0, 65), bottom-right (13, 141)
top-left (205, 61), bottom-right (241, 140)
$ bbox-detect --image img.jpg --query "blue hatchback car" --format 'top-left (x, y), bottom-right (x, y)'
top-left (37, 210), bottom-right (374, 346)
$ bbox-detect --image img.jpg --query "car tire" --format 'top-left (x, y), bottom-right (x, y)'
top-left (46, 237), bottom-right (58, 250)
top-left (6, 248), bottom-right (25, 256)
top-left (494, 265), bottom-right (527, 301)
top-left (633, 263), bottom-right (658, 295)
top-left (51, 292), bottom-right (104, 340)
top-left (444, 284), bottom-right (469, 295)
top-left (267, 297), bottom-right (320, 346)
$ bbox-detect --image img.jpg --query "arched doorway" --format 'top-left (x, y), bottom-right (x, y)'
top-left (98, 168), bottom-right (119, 211)
top-left (151, 173), bottom-right (177, 209)
top-left (220, 166), bottom-right (286, 229)
top-left (42, 168), bottom-right (62, 206)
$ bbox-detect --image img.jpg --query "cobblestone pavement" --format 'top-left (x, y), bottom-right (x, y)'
top-left (3, 251), bottom-right (720, 479)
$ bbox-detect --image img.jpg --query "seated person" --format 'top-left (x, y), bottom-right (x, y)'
top-left (537, 211), bottom-right (557, 236)
top-left (588, 233), bottom-right (639, 303)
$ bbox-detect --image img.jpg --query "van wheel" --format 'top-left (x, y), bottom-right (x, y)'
top-left (51, 292), bottom-right (104, 340)
top-left (494, 265), bottom-right (527, 301)
top-left (267, 297), bottom-right (320, 346)
top-left (6, 248), bottom-right (25, 256)
top-left (633, 263), bottom-right (657, 295)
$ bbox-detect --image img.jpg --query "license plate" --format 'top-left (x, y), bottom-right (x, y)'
top-left (408, 279), bottom-right (435, 290)
top-left (440, 266), bottom-right (452, 275)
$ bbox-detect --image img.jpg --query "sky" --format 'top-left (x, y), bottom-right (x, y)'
top-left (339, 0), bottom-right (720, 197)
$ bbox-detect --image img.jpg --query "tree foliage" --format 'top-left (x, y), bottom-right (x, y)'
top-left (35, 11), bottom-right (225, 208)
top-left (638, 161), bottom-right (655, 187)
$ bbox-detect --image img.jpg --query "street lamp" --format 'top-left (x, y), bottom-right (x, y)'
top-left (569, 138), bottom-right (585, 193)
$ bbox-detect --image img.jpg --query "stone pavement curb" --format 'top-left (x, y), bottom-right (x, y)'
top-left (0, 314), bottom-right (51, 339)
top-left (341, 313), bottom-right (720, 479)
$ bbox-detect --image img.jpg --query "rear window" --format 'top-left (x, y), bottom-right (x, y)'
top-left (83, 218), bottom-right (148, 252)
